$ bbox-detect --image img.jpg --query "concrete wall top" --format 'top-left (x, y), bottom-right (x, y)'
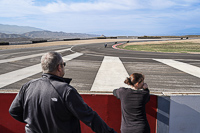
top-left (1, 90), bottom-right (200, 96)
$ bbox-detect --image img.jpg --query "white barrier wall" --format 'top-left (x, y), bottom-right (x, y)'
top-left (169, 96), bottom-right (200, 133)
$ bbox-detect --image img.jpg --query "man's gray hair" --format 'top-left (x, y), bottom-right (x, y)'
top-left (41, 52), bottom-right (63, 73)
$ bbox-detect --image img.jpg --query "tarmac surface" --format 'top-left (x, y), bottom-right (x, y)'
top-left (0, 39), bottom-right (200, 95)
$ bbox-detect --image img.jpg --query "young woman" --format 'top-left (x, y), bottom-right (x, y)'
top-left (113, 73), bottom-right (150, 133)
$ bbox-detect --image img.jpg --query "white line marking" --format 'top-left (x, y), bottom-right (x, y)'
top-left (63, 52), bottom-right (83, 61)
top-left (0, 64), bottom-right (41, 88)
top-left (0, 52), bottom-right (83, 88)
top-left (154, 59), bottom-right (200, 78)
top-left (0, 48), bottom-right (71, 64)
top-left (56, 48), bottom-right (72, 53)
top-left (90, 56), bottom-right (129, 92)
top-left (0, 53), bottom-right (43, 64)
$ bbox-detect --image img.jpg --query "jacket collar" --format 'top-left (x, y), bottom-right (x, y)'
top-left (42, 73), bottom-right (72, 84)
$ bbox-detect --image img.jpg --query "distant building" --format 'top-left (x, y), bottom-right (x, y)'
top-left (117, 36), bottom-right (138, 39)
top-left (100, 35), bottom-right (106, 37)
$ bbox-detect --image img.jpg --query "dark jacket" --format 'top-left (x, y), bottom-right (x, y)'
top-left (113, 87), bottom-right (150, 133)
top-left (9, 73), bottom-right (116, 133)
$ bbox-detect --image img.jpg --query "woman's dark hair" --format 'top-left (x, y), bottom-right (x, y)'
top-left (124, 73), bottom-right (144, 86)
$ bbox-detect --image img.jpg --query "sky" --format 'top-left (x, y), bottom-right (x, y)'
top-left (0, 0), bottom-right (200, 36)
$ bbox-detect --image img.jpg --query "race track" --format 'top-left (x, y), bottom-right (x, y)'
top-left (1, 40), bottom-right (200, 95)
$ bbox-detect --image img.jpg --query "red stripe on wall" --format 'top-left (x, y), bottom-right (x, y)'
top-left (81, 94), bottom-right (157, 133)
top-left (80, 95), bottom-right (121, 133)
top-left (0, 93), bottom-right (157, 133)
top-left (146, 95), bottom-right (157, 133)
top-left (0, 93), bottom-right (26, 133)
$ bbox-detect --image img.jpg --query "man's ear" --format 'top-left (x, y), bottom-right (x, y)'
top-left (57, 64), bottom-right (62, 72)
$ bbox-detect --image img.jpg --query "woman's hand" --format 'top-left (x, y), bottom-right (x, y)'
top-left (143, 83), bottom-right (148, 89)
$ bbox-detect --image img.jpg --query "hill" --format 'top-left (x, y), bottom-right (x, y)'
top-left (22, 31), bottom-right (98, 39)
top-left (0, 32), bottom-right (32, 42)
top-left (0, 24), bottom-right (99, 42)
top-left (0, 32), bottom-right (28, 38)
top-left (0, 24), bottom-right (43, 34)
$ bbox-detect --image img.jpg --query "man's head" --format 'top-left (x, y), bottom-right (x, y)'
top-left (41, 52), bottom-right (65, 77)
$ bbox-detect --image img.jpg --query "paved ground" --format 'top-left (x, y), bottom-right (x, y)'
top-left (0, 39), bottom-right (200, 95)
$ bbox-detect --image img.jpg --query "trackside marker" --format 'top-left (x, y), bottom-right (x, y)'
top-left (90, 56), bottom-right (129, 92)
top-left (112, 43), bottom-right (123, 50)
top-left (154, 59), bottom-right (200, 78)
top-left (0, 52), bottom-right (82, 88)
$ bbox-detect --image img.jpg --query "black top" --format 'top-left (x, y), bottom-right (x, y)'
top-left (113, 87), bottom-right (150, 133)
top-left (9, 73), bottom-right (116, 133)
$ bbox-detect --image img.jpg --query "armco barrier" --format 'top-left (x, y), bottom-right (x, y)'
top-left (0, 93), bottom-right (157, 133)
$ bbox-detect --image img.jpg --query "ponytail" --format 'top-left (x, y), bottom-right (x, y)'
top-left (124, 73), bottom-right (144, 86)
top-left (124, 77), bottom-right (133, 85)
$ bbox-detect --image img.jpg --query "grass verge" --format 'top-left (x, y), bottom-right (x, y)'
top-left (117, 42), bottom-right (200, 53)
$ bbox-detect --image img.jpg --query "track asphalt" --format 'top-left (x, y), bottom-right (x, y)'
top-left (0, 39), bottom-right (200, 95)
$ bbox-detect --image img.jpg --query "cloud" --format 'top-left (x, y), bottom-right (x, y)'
top-left (0, 0), bottom-right (200, 35)
top-left (41, 0), bottom-right (173, 14)
top-left (0, 0), bottom-right (39, 17)
top-left (40, 0), bottom-right (200, 13)
top-left (41, 1), bottom-right (131, 13)
top-left (149, 0), bottom-right (176, 9)
top-left (1, 0), bottom-right (199, 15)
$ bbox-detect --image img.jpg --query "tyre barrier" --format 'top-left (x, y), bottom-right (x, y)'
top-left (32, 40), bottom-right (47, 43)
top-left (63, 38), bottom-right (81, 41)
top-left (0, 42), bottom-right (9, 45)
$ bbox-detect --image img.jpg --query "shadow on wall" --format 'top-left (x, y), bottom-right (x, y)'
top-left (157, 96), bottom-right (170, 133)
top-left (169, 96), bottom-right (200, 133)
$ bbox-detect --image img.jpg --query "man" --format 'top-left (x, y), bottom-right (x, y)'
top-left (9, 51), bottom-right (116, 133)
top-left (104, 43), bottom-right (107, 48)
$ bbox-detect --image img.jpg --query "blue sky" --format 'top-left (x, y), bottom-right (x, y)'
top-left (0, 0), bottom-right (200, 36)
